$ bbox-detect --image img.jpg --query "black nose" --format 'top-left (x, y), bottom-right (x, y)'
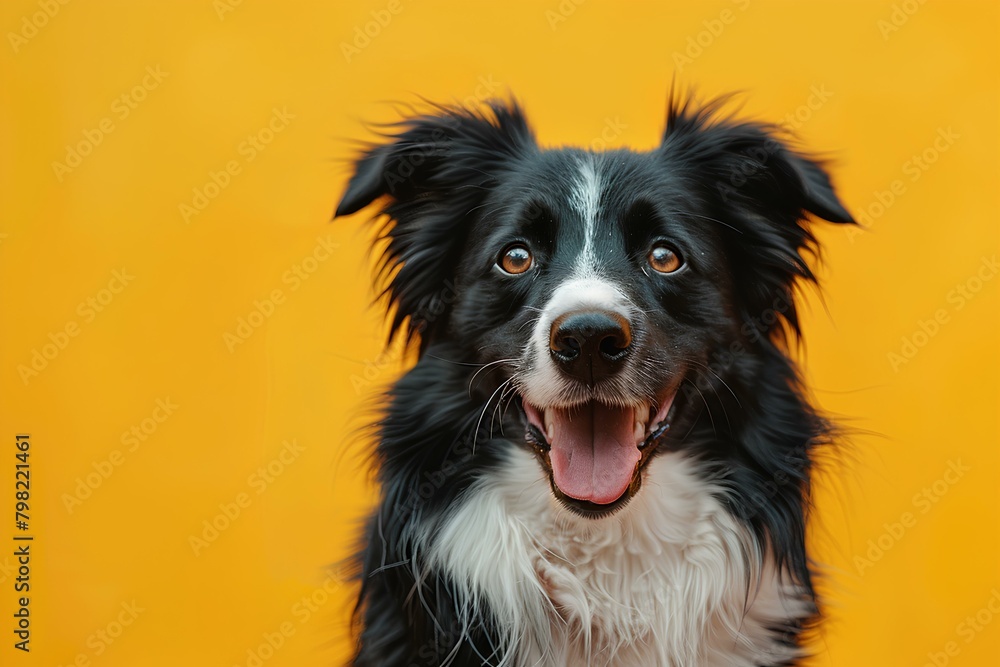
top-left (549, 311), bottom-right (632, 385)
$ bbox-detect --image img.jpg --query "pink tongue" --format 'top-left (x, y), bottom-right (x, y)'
top-left (548, 403), bottom-right (641, 505)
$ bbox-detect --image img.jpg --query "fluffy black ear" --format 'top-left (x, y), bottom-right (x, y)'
top-left (334, 147), bottom-right (393, 217)
top-left (784, 153), bottom-right (854, 224)
top-left (661, 97), bottom-right (854, 339)
top-left (334, 100), bottom-right (535, 345)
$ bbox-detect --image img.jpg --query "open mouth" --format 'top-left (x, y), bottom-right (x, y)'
top-left (521, 391), bottom-right (677, 518)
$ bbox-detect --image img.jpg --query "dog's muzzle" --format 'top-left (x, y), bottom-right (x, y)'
top-left (549, 309), bottom-right (631, 386)
top-left (519, 305), bottom-right (678, 515)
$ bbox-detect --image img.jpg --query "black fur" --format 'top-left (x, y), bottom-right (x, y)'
top-left (335, 94), bottom-right (853, 666)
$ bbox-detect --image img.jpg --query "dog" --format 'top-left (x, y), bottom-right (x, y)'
top-left (334, 93), bottom-right (853, 666)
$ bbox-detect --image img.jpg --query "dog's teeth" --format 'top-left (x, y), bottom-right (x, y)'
top-left (544, 411), bottom-right (554, 442)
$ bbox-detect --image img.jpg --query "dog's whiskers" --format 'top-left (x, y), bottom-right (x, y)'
top-left (518, 315), bottom-right (542, 333)
top-left (685, 359), bottom-right (743, 408)
top-left (671, 357), bottom-right (739, 432)
top-left (659, 209), bottom-right (743, 234)
top-left (682, 377), bottom-right (717, 437)
top-left (489, 379), bottom-right (521, 437)
top-left (472, 377), bottom-right (515, 455)
top-left (468, 358), bottom-right (518, 395)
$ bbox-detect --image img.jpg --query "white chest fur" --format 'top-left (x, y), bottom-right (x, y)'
top-left (425, 449), bottom-right (810, 667)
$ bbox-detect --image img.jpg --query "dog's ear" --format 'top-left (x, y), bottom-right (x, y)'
top-left (661, 97), bottom-right (854, 339)
top-left (334, 146), bottom-right (393, 218)
top-left (780, 152), bottom-right (854, 224)
top-left (334, 100), bottom-right (535, 346)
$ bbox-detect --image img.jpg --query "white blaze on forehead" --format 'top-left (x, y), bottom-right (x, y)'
top-left (540, 277), bottom-right (630, 322)
top-left (570, 155), bottom-right (602, 275)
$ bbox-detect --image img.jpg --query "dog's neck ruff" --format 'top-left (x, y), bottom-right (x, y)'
top-left (426, 449), bottom-right (810, 667)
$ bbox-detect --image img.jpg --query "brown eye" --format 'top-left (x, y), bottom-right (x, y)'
top-left (499, 244), bottom-right (533, 274)
top-left (648, 243), bottom-right (683, 274)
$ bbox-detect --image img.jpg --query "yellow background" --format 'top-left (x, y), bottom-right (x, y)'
top-left (1, 1), bottom-right (997, 665)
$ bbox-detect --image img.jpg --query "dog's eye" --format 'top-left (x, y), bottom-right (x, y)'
top-left (648, 243), bottom-right (683, 274)
top-left (498, 244), bottom-right (533, 275)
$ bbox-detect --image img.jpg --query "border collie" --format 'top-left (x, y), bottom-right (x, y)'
top-left (334, 93), bottom-right (853, 666)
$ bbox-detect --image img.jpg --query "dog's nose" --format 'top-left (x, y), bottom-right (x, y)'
top-left (549, 311), bottom-right (632, 385)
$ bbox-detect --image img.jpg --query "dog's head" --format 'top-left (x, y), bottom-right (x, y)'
top-left (336, 97), bottom-right (852, 518)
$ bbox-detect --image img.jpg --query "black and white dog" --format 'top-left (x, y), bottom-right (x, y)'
top-left (334, 94), bottom-right (853, 666)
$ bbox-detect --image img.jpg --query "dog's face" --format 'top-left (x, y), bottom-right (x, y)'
top-left (336, 99), bottom-right (852, 518)
top-left (448, 149), bottom-right (739, 513)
